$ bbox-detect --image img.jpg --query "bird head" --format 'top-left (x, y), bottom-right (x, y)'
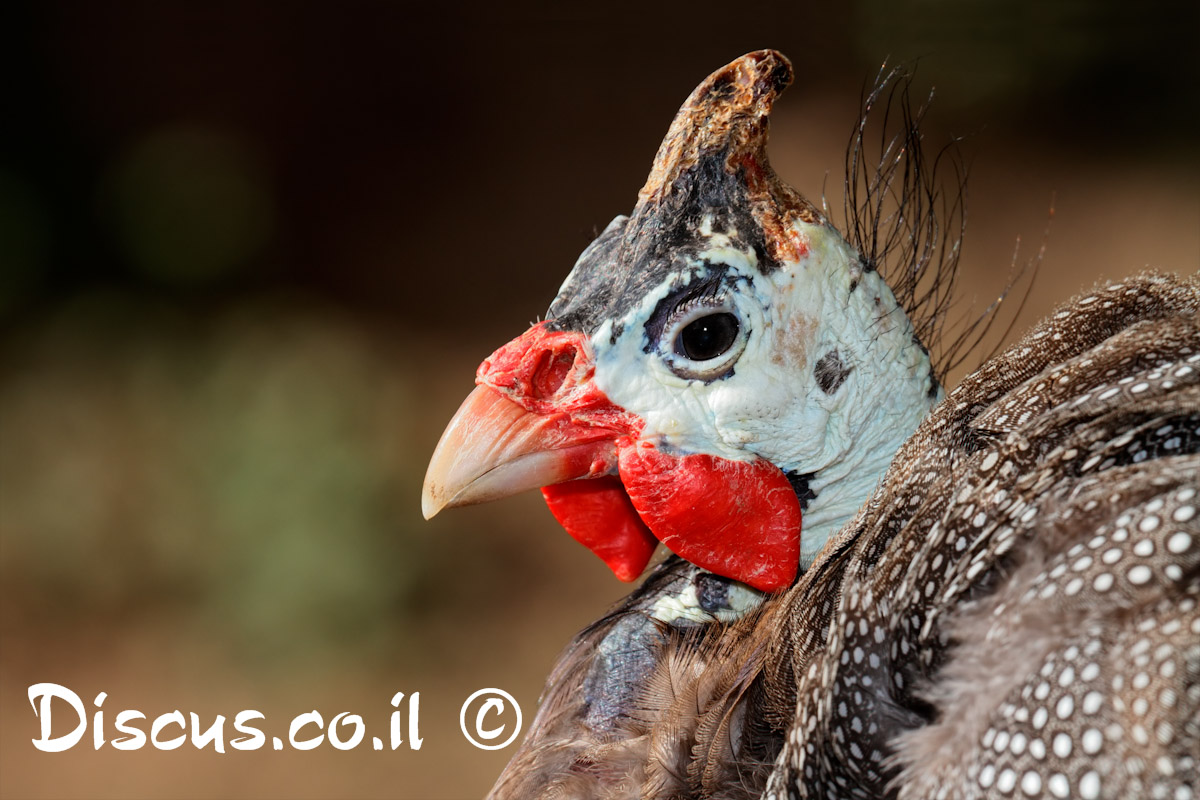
top-left (422, 50), bottom-right (941, 592)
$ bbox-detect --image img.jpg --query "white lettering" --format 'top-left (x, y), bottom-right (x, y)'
top-left (111, 710), bottom-right (147, 751)
top-left (189, 713), bottom-right (226, 754)
top-left (28, 683), bottom-right (86, 753)
top-left (289, 710), bottom-right (323, 750)
top-left (390, 692), bottom-right (404, 750)
top-left (328, 712), bottom-right (364, 750)
top-left (475, 698), bottom-right (505, 740)
top-left (231, 710), bottom-right (265, 751)
top-left (151, 711), bottom-right (186, 750)
top-left (408, 692), bottom-right (422, 750)
top-left (93, 692), bottom-right (107, 749)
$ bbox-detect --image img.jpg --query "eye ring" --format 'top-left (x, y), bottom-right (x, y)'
top-left (663, 302), bottom-right (748, 381)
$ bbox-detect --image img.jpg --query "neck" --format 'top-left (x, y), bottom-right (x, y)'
top-left (756, 224), bottom-right (943, 567)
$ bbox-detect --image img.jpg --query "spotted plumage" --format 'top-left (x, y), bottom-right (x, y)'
top-left (481, 274), bottom-right (1198, 800)
top-left (763, 272), bottom-right (1200, 799)
top-left (422, 51), bottom-right (1200, 799)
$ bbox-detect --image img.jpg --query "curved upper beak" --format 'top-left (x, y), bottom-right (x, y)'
top-left (421, 384), bottom-right (620, 520)
top-left (420, 331), bottom-right (801, 591)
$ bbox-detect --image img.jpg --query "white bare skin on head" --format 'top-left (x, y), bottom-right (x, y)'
top-left (592, 214), bottom-right (942, 568)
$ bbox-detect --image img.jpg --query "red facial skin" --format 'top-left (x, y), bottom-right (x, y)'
top-left (477, 322), bottom-right (801, 592)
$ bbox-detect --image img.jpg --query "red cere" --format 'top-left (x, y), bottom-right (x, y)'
top-left (477, 322), bottom-right (634, 432)
top-left (617, 442), bottom-right (801, 592)
top-left (542, 477), bottom-right (659, 582)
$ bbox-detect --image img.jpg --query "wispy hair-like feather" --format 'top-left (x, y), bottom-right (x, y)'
top-left (833, 63), bottom-right (1039, 380)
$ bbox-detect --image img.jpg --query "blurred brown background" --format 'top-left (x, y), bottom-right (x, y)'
top-left (0, 2), bottom-right (1197, 798)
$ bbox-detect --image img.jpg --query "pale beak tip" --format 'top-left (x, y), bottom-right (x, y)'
top-left (420, 483), bottom-right (446, 521)
top-left (419, 383), bottom-right (620, 523)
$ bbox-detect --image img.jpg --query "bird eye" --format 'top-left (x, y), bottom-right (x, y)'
top-left (662, 302), bottom-right (748, 382)
top-left (675, 313), bottom-right (740, 361)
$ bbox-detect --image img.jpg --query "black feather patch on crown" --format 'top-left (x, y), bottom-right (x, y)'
top-left (546, 50), bottom-right (821, 339)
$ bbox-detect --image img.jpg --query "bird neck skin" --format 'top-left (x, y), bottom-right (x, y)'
top-left (730, 221), bottom-right (945, 568)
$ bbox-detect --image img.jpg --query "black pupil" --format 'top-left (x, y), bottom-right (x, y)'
top-left (677, 313), bottom-right (739, 361)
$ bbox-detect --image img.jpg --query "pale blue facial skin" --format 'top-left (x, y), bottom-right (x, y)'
top-left (585, 213), bottom-right (942, 569)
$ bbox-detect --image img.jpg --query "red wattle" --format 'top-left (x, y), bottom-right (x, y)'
top-left (617, 441), bottom-right (801, 592)
top-left (542, 476), bottom-right (659, 582)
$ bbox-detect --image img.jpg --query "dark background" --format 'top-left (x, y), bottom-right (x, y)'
top-left (1, 2), bottom-right (1197, 798)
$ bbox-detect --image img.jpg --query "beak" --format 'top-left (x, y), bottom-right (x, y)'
top-left (421, 323), bottom-right (660, 582)
top-left (420, 323), bottom-right (801, 591)
top-left (421, 384), bottom-right (620, 520)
